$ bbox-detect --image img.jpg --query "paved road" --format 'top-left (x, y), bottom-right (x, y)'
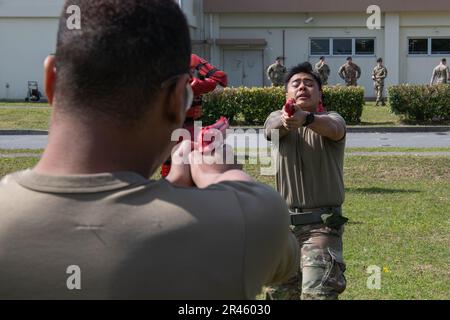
top-left (1, 131), bottom-right (450, 149)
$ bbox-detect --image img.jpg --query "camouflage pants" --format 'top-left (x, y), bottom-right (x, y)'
top-left (265, 223), bottom-right (346, 300)
top-left (374, 83), bottom-right (385, 105)
top-left (345, 79), bottom-right (357, 86)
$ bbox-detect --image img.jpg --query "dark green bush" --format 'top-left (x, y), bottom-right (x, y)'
top-left (202, 85), bottom-right (365, 125)
top-left (388, 84), bottom-right (450, 121)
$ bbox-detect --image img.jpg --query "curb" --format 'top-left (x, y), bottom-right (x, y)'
top-left (230, 126), bottom-right (450, 133)
top-left (1, 126), bottom-right (449, 135)
top-left (346, 126), bottom-right (450, 133)
top-left (0, 130), bottom-right (48, 135)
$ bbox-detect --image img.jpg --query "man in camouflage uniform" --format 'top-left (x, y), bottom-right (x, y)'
top-left (372, 58), bottom-right (388, 106)
top-left (430, 58), bottom-right (450, 85)
top-left (267, 56), bottom-right (287, 87)
top-left (264, 62), bottom-right (348, 300)
top-left (314, 56), bottom-right (330, 85)
top-left (338, 57), bottom-right (361, 86)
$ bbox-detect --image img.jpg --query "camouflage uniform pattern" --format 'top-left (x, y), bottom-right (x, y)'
top-left (372, 65), bottom-right (388, 106)
top-left (267, 63), bottom-right (287, 87)
top-left (338, 63), bottom-right (361, 86)
top-left (265, 223), bottom-right (346, 300)
top-left (315, 61), bottom-right (331, 85)
top-left (430, 64), bottom-right (449, 85)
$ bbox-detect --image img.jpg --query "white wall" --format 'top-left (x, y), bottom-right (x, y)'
top-left (0, 0), bottom-right (204, 100)
top-left (213, 11), bottom-right (450, 96)
top-left (218, 14), bottom-right (385, 95)
top-left (399, 26), bottom-right (450, 84)
top-left (0, 18), bottom-right (58, 100)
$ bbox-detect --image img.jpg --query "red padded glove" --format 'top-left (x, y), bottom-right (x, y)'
top-left (197, 117), bottom-right (229, 153)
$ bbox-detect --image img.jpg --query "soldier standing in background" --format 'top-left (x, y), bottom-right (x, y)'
top-left (267, 56), bottom-right (287, 87)
top-left (315, 56), bottom-right (330, 85)
top-left (338, 57), bottom-right (361, 86)
top-left (430, 58), bottom-right (450, 85)
top-left (372, 58), bottom-right (388, 106)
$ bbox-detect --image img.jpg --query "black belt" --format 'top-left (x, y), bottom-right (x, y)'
top-left (289, 207), bottom-right (342, 226)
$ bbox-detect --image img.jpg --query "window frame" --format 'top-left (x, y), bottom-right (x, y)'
top-left (309, 38), bottom-right (332, 56)
top-left (408, 37), bottom-right (450, 56)
top-left (309, 37), bottom-right (376, 57)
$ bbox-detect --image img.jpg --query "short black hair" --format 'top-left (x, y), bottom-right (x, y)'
top-left (55, 0), bottom-right (191, 125)
top-left (284, 62), bottom-right (322, 92)
top-left (346, 56), bottom-right (352, 61)
top-left (276, 56), bottom-right (283, 60)
top-left (442, 58), bottom-right (447, 63)
top-left (319, 56), bottom-right (325, 60)
top-left (377, 57), bottom-right (383, 63)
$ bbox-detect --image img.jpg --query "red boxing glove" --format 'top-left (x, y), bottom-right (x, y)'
top-left (191, 54), bottom-right (228, 88)
top-left (197, 117), bottom-right (229, 153)
top-left (283, 98), bottom-right (296, 117)
top-left (191, 77), bottom-right (217, 97)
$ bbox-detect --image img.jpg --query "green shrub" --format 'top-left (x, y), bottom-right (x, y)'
top-left (388, 84), bottom-right (450, 121)
top-left (322, 85), bottom-right (365, 124)
top-left (202, 85), bottom-right (365, 125)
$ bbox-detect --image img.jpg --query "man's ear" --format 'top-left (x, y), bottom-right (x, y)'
top-left (44, 55), bottom-right (56, 105)
top-left (165, 75), bottom-right (189, 127)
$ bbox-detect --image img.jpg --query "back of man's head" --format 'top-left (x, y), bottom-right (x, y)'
top-left (55, 0), bottom-right (191, 125)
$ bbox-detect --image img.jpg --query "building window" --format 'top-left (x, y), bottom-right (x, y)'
top-left (309, 38), bottom-right (376, 56)
top-left (310, 39), bottom-right (330, 55)
top-left (333, 39), bottom-right (352, 55)
top-left (431, 38), bottom-right (450, 55)
top-left (408, 38), bottom-right (429, 55)
top-left (355, 38), bottom-right (375, 55)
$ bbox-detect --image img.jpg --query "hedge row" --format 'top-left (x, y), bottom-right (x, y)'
top-left (388, 84), bottom-right (450, 121)
top-left (202, 86), bottom-right (365, 125)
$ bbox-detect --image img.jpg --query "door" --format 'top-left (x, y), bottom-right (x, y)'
top-left (223, 50), bottom-right (263, 88)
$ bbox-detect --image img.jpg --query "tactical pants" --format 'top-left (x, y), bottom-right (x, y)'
top-left (265, 223), bottom-right (346, 300)
top-left (345, 79), bottom-right (357, 86)
top-left (375, 83), bottom-right (385, 105)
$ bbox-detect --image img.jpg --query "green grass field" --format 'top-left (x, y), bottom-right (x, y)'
top-left (359, 102), bottom-right (402, 126)
top-left (0, 152), bottom-right (448, 300)
top-left (0, 107), bottom-right (51, 130)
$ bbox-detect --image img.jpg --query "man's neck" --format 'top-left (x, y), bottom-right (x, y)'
top-left (34, 114), bottom-right (162, 178)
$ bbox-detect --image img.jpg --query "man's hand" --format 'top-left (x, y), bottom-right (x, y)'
top-left (281, 107), bottom-right (308, 131)
top-left (165, 140), bottom-right (195, 187)
top-left (189, 144), bottom-right (251, 188)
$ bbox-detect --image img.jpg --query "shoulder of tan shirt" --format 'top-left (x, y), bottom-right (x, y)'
top-left (206, 181), bottom-right (299, 292)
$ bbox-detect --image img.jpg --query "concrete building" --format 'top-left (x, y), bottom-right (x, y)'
top-left (0, 0), bottom-right (202, 100)
top-left (0, 0), bottom-right (449, 100)
top-left (203, 0), bottom-right (450, 96)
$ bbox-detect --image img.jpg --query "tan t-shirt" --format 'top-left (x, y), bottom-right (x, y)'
top-left (0, 170), bottom-right (298, 299)
top-left (264, 111), bottom-right (346, 209)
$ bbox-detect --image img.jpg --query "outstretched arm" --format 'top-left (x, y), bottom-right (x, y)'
top-left (283, 109), bottom-right (346, 141)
